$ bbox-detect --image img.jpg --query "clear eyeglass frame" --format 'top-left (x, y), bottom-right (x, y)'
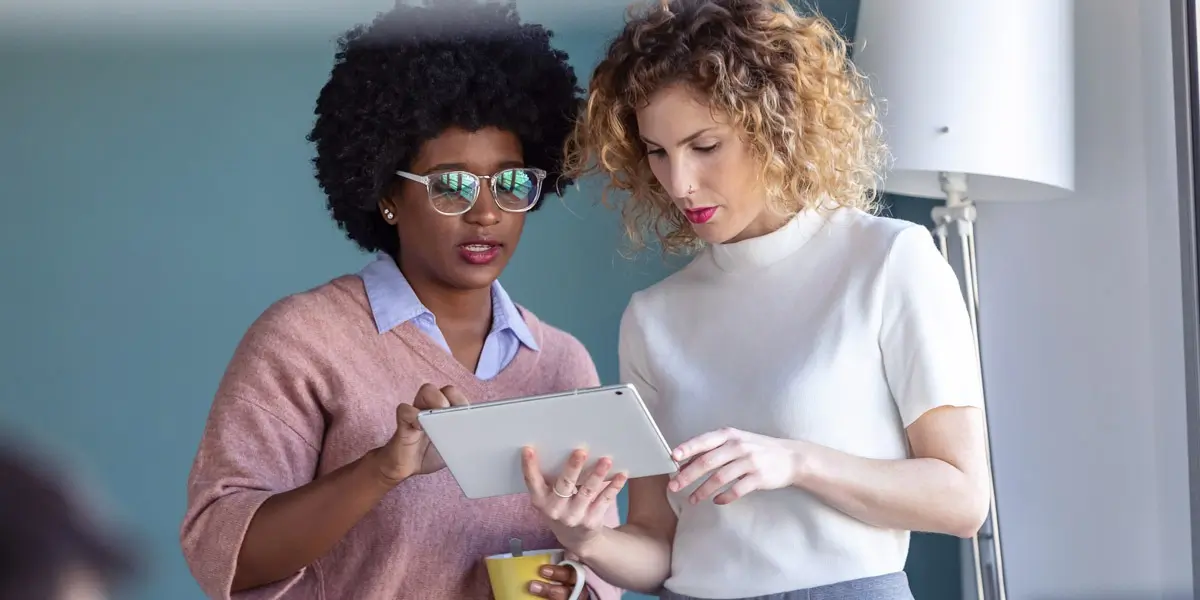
top-left (394, 167), bottom-right (547, 216)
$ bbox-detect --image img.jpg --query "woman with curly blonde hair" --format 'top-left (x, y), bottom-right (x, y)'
top-left (519, 1), bottom-right (991, 598)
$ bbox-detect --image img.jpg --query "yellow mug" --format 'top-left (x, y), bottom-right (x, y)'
top-left (484, 548), bottom-right (586, 600)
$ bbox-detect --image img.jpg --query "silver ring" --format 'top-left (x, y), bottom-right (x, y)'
top-left (553, 482), bottom-right (577, 498)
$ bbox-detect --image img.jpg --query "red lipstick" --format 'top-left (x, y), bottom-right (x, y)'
top-left (684, 207), bottom-right (718, 224)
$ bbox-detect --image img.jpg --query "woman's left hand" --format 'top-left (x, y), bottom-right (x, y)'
top-left (527, 563), bottom-right (590, 600)
top-left (668, 427), bottom-right (807, 505)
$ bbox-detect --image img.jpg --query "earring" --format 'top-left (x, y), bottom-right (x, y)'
top-left (383, 208), bottom-right (395, 221)
top-left (687, 186), bottom-right (696, 195)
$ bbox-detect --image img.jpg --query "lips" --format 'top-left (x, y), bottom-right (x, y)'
top-left (458, 239), bottom-right (502, 265)
top-left (684, 207), bottom-right (718, 224)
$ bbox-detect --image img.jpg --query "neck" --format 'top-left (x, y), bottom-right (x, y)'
top-left (727, 206), bottom-right (793, 244)
top-left (395, 257), bottom-right (492, 328)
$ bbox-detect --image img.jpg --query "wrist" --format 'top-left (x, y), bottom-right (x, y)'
top-left (361, 447), bottom-right (407, 490)
top-left (789, 439), bottom-right (822, 490)
top-left (568, 527), bottom-right (609, 563)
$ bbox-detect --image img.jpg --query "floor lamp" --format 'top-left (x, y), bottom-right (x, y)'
top-left (852, 2), bottom-right (1076, 600)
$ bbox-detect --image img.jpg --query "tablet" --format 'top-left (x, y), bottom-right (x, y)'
top-left (417, 383), bottom-right (679, 499)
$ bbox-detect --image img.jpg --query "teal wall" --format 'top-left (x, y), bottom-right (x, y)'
top-left (0, 19), bottom-right (667, 600)
top-left (0, 2), bottom-right (962, 599)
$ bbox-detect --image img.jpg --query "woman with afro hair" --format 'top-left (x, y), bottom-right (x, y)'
top-left (180, 2), bottom-right (621, 599)
top-left (522, 1), bottom-right (990, 599)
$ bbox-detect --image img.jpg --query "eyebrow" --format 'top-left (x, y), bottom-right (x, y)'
top-left (422, 160), bottom-right (524, 175)
top-left (641, 127), bottom-right (716, 148)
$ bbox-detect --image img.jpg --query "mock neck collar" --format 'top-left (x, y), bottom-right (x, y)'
top-left (710, 207), bottom-right (831, 272)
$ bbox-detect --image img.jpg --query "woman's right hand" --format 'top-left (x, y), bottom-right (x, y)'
top-left (373, 383), bottom-right (470, 484)
top-left (521, 447), bottom-right (628, 554)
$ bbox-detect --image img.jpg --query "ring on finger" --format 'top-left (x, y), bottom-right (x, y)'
top-left (553, 481), bottom-right (578, 498)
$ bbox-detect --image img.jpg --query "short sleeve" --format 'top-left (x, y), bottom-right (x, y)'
top-left (180, 299), bottom-right (327, 599)
top-left (617, 296), bottom-right (660, 410)
top-left (879, 226), bottom-right (985, 427)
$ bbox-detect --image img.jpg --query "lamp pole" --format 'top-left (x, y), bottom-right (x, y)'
top-left (930, 171), bottom-right (1006, 600)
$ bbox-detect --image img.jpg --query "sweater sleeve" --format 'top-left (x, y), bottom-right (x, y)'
top-left (553, 331), bottom-right (624, 600)
top-left (180, 298), bottom-right (328, 599)
top-left (879, 225), bottom-right (986, 427)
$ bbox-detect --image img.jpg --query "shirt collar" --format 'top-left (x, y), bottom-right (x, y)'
top-left (358, 253), bottom-right (539, 351)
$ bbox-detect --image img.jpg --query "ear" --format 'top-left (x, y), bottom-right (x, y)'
top-left (379, 198), bottom-right (398, 224)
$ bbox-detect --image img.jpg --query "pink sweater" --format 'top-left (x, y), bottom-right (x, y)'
top-left (180, 275), bottom-right (621, 599)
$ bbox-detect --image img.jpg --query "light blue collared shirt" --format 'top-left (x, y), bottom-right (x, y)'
top-left (358, 253), bottom-right (538, 380)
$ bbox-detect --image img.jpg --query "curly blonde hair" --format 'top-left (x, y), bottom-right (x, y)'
top-left (565, 0), bottom-right (886, 254)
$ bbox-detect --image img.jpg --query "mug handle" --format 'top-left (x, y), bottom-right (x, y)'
top-left (557, 559), bottom-right (587, 600)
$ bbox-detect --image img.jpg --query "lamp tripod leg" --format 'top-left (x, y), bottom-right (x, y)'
top-left (929, 175), bottom-right (1007, 600)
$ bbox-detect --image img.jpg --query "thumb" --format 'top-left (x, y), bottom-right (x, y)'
top-left (394, 404), bottom-right (424, 442)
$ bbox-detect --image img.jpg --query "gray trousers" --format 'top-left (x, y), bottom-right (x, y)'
top-left (657, 572), bottom-right (914, 600)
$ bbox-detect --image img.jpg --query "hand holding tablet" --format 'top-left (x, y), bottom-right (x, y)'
top-left (416, 384), bottom-right (678, 500)
top-left (520, 444), bottom-right (628, 555)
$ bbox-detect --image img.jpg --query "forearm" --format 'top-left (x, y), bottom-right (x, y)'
top-left (232, 449), bottom-right (396, 591)
top-left (575, 523), bottom-right (672, 595)
top-left (797, 442), bottom-right (989, 538)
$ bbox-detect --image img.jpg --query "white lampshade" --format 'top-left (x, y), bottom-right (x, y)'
top-left (852, 0), bottom-right (1075, 202)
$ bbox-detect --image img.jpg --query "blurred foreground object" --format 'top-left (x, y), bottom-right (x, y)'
top-left (0, 441), bottom-right (136, 600)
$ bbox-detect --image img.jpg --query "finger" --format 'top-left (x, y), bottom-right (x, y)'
top-left (584, 472), bottom-right (627, 528)
top-left (413, 383), bottom-right (450, 411)
top-left (526, 580), bottom-right (552, 598)
top-left (527, 581), bottom-right (571, 600)
top-left (440, 385), bottom-right (470, 407)
top-left (672, 427), bottom-right (737, 462)
top-left (551, 448), bottom-right (588, 502)
top-left (395, 404), bottom-right (422, 431)
top-left (714, 472), bottom-right (760, 505)
top-left (522, 447), bottom-right (550, 503)
top-left (690, 457), bottom-right (754, 503)
top-left (570, 457), bottom-right (612, 511)
top-left (669, 443), bottom-right (742, 492)
top-left (545, 449), bottom-right (589, 524)
top-left (547, 584), bottom-right (574, 600)
top-left (538, 564), bottom-right (578, 586)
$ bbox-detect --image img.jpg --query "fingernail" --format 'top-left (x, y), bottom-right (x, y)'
top-left (529, 582), bottom-right (544, 593)
top-left (540, 566), bottom-right (553, 576)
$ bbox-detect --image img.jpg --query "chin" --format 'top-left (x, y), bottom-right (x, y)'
top-left (448, 270), bottom-right (501, 291)
top-left (690, 221), bottom-right (740, 245)
top-left (446, 259), bottom-right (509, 290)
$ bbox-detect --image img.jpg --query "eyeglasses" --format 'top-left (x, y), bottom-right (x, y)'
top-left (395, 167), bottom-right (547, 216)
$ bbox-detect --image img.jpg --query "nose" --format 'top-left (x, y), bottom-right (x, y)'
top-left (463, 181), bottom-right (501, 227)
top-left (661, 158), bottom-right (697, 200)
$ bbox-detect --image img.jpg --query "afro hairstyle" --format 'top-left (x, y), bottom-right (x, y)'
top-left (307, 0), bottom-right (583, 257)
